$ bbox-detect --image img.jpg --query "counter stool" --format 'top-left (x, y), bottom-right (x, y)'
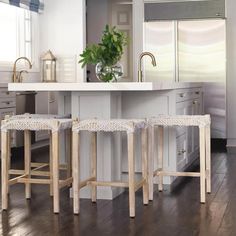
top-left (72, 119), bottom-right (149, 218)
top-left (1, 114), bottom-right (73, 213)
top-left (6, 114), bottom-right (72, 196)
top-left (148, 115), bottom-right (211, 203)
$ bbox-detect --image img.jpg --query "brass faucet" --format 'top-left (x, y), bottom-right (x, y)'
top-left (12, 57), bottom-right (32, 83)
top-left (138, 52), bottom-right (156, 82)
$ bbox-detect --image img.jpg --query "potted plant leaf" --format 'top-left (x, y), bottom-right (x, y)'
top-left (79, 25), bottom-right (128, 82)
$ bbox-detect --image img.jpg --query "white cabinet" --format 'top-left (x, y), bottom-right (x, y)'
top-left (175, 88), bottom-right (202, 171)
top-left (121, 86), bottom-right (203, 184)
top-left (0, 87), bottom-right (16, 148)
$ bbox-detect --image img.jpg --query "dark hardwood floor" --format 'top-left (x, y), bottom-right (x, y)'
top-left (0, 146), bottom-right (235, 236)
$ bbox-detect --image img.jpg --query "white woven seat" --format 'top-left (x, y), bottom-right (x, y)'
top-left (72, 118), bottom-right (149, 218)
top-left (148, 114), bottom-right (211, 204)
top-left (148, 115), bottom-right (210, 127)
top-left (73, 119), bottom-right (147, 133)
top-left (8, 113), bottom-right (71, 120)
top-left (1, 117), bottom-right (72, 133)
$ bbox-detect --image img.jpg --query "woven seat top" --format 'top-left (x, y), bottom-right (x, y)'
top-left (73, 119), bottom-right (147, 133)
top-left (148, 115), bottom-right (211, 127)
top-left (8, 113), bottom-right (70, 120)
top-left (1, 113), bottom-right (72, 132)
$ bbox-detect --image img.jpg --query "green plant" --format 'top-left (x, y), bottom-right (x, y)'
top-left (79, 25), bottom-right (128, 68)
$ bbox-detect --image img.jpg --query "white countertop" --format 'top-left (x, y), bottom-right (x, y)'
top-left (8, 82), bottom-right (202, 92)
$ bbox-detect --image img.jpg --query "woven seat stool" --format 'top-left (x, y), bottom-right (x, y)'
top-left (72, 119), bottom-right (149, 218)
top-left (1, 114), bottom-right (73, 213)
top-left (148, 115), bottom-right (211, 203)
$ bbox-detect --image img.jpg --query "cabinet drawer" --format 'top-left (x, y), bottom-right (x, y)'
top-left (192, 89), bottom-right (201, 99)
top-left (176, 133), bottom-right (187, 171)
top-left (176, 88), bottom-right (201, 103)
top-left (0, 97), bottom-right (16, 108)
top-left (0, 88), bottom-right (15, 98)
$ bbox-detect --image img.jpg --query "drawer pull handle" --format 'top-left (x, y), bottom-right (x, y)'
top-left (179, 93), bottom-right (185, 98)
top-left (195, 91), bottom-right (200, 95)
top-left (1, 92), bottom-right (10, 95)
top-left (2, 101), bottom-right (11, 105)
top-left (193, 100), bottom-right (198, 105)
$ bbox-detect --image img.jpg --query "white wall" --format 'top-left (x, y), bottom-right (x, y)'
top-left (39, 0), bottom-right (86, 82)
top-left (226, 0), bottom-right (236, 148)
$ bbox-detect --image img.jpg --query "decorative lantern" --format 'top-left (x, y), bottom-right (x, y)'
top-left (42, 50), bottom-right (57, 82)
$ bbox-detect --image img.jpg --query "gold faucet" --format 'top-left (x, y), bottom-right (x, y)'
top-left (138, 52), bottom-right (156, 82)
top-left (12, 57), bottom-right (32, 83)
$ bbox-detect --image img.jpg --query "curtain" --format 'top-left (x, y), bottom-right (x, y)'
top-left (0, 0), bottom-right (44, 13)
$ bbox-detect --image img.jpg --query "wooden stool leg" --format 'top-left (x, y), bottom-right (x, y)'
top-left (66, 129), bottom-right (72, 180)
top-left (128, 132), bottom-right (135, 218)
top-left (7, 131), bottom-right (11, 195)
top-left (49, 132), bottom-right (53, 196)
top-left (2, 130), bottom-right (9, 210)
top-left (52, 131), bottom-right (60, 213)
top-left (91, 132), bottom-right (97, 203)
top-left (206, 125), bottom-right (211, 193)
top-left (72, 131), bottom-right (80, 214)
top-left (158, 126), bottom-right (164, 192)
top-left (148, 126), bottom-right (154, 201)
top-left (24, 130), bottom-right (31, 199)
top-left (200, 127), bottom-right (206, 203)
top-left (141, 128), bottom-right (149, 205)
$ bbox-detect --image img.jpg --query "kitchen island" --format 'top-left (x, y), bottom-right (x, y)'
top-left (8, 82), bottom-right (203, 199)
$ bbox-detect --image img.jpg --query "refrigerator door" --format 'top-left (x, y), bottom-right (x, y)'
top-left (178, 19), bottom-right (226, 82)
top-left (144, 21), bottom-right (176, 82)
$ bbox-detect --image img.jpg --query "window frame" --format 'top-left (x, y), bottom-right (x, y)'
top-left (0, 5), bottom-right (39, 72)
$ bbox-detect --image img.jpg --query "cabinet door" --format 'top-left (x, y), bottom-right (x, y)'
top-left (193, 98), bottom-right (201, 151)
top-left (176, 133), bottom-right (187, 171)
top-left (176, 100), bottom-right (194, 156)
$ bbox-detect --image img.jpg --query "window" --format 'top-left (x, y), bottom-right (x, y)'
top-left (0, 3), bottom-right (32, 65)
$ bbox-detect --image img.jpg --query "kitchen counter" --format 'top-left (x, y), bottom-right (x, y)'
top-left (8, 82), bottom-right (203, 91)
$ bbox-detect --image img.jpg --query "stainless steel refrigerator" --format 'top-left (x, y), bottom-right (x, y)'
top-left (143, 12), bottom-right (226, 138)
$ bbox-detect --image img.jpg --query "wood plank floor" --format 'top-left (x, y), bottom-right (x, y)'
top-left (0, 147), bottom-right (235, 236)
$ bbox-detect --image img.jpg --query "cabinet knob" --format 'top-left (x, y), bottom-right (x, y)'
top-left (195, 91), bottom-right (200, 95)
top-left (179, 93), bottom-right (185, 98)
top-left (178, 149), bottom-right (186, 155)
top-left (193, 100), bottom-right (198, 105)
top-left (182, 149), bottom-right (186, 153)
